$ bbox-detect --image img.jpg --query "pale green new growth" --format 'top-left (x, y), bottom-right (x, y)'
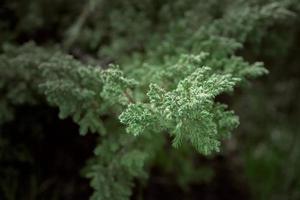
top-left (120, 104), bottom-right (156, 136)
top-left (120, 64), bottom-right (240, 155)
top-left (0, 0), bottom-right (296, 199)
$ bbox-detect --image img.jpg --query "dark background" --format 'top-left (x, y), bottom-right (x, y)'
top-left (0, 0), bottom-right (299, 199)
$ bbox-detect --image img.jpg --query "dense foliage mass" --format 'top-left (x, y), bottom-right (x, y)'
top-left (0, 0), bottom-right (299, 199)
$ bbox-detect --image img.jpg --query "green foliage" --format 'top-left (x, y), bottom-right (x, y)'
top-left (120, 65), bottom-right (240, 155)
top-left (100, 65), bottom-right (137, 105)
top-left (0, 0), bottom-right (299, 199)
top-left (82, 120), bottom-right (164, 200)
top-left (0, 43), bottom-right (53, 124)
top-left (40, 53), bottom-right (106, 135)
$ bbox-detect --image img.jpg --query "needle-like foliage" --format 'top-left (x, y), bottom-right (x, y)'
top-left (0, 0), bottom-right (298, 199)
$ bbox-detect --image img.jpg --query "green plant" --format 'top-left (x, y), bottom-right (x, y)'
top-left (0, 0), bottom-right (298, 199)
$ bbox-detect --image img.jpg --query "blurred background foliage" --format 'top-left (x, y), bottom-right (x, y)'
top-left (235, 10), bottom-right (300, 199)
top-left (0, 0), bottom-right (299, 199)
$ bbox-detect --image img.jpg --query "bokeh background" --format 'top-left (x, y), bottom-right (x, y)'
top-left (0, 0), bottom-right (299, 199)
